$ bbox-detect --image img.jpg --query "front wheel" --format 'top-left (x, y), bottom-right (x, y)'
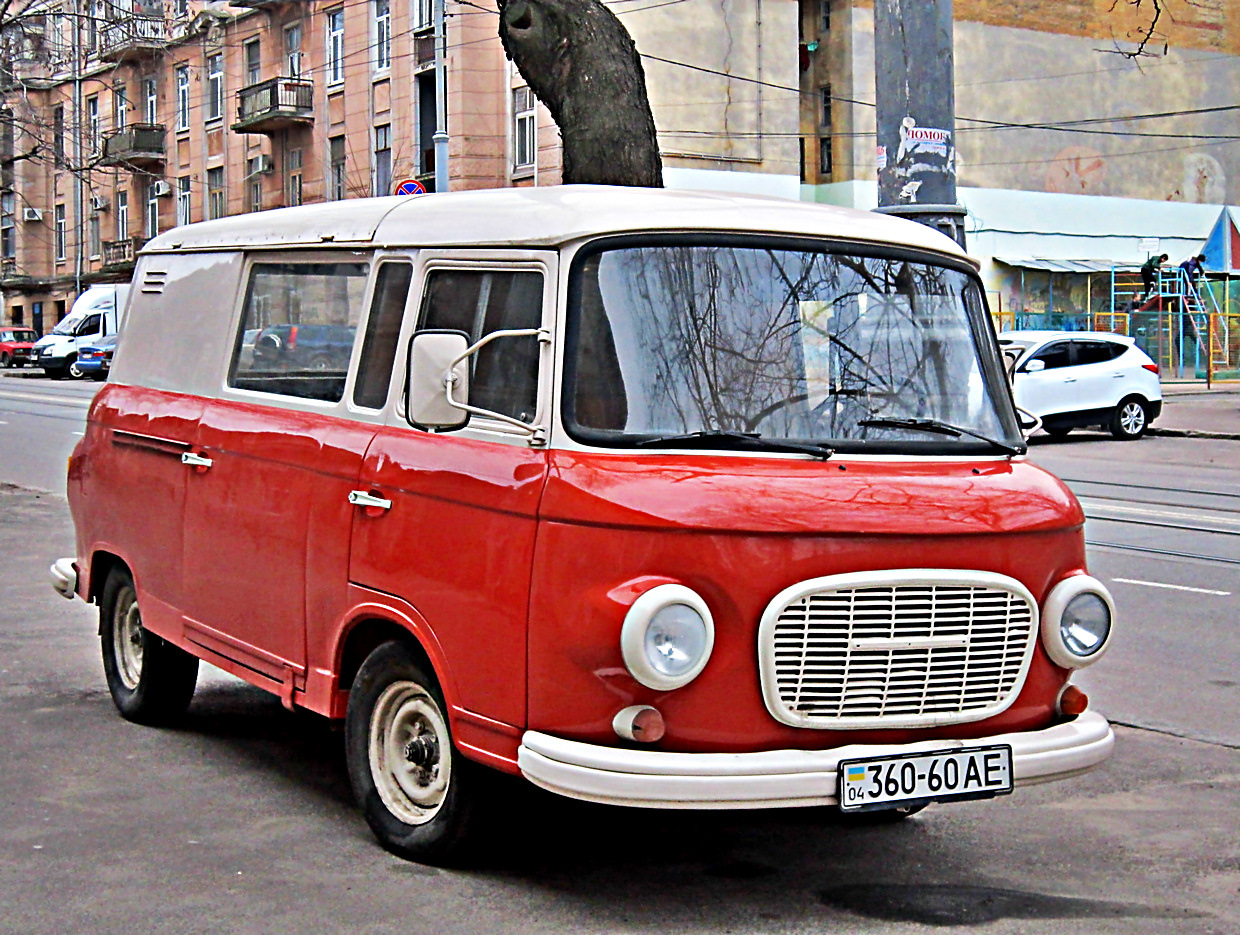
top-left (0, 352), bottom-right (9, 368)
top-left (345, 642), bottom-right (476, 864)
top-left (99, 567), bottom-right (199, 725)
top-left (1109, 396), bottom-right (1149, 440)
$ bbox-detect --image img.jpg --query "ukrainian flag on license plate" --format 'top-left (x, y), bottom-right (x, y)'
top-left (846, 766), bottom-right (866, 782)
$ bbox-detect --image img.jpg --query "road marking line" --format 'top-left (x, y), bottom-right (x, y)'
top-left (1111, 577), bottom-right (1231, 596)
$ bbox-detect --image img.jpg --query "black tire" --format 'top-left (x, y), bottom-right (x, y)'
top-left (1109, 396), bottom-right (1149, 440)
top-left (99, 567), bottom-right (198, 725)
top-left (0, 352), bottom-right (9, 368)
top-left (66, 355), bottom-right (85, 379)
top-left (345, 641), bottom-right (476, 864)
top-left (44, 366), bottom-right (65, 380)
top-left (90, 371), bottom-right (108, 382)
top-left (1044, 425), bottom-right (1072, 438)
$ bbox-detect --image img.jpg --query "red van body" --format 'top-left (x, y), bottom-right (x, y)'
top-left (54, 187), bottom-right (1114, 861)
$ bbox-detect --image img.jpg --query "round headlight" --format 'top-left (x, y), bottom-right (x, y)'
top-left (621, 584), bottom-right (714, 690)
top-left (1041, 575), bottom-right (1115, 669)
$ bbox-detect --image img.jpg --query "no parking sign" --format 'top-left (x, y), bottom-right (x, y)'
top-left (394, 178), bottom-right (426, 196)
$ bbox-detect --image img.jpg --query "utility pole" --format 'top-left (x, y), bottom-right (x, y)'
top-left (433, 0), bottom-right (448, 193)
top-left (873, 0), bottom-right (965, 247)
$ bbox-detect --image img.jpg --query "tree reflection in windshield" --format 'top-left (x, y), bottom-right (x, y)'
top-left (567, 243), bottom-right (1016, 451)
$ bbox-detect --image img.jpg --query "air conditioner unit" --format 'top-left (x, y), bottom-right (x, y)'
top-left (22, 207), bottom-right (43, 222)
top-left (151, 180), bottom-right (173, 197)
top-left (90, 194), bottom-right (110, 212)
top-left (255, 154), bottom-right (275, 175)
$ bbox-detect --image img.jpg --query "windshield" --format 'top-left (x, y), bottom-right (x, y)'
top-left (51, 315), bottom-right (84, 336)
top-left (566, 240), bottom-right (1021, 454)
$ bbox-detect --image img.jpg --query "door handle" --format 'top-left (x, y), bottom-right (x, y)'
top-left (1063, 377), bottom-right (1077, 383)
top-left (180, 451), bottom-right (213, 469)
top-left (349, 490), bottom-right (392, 511)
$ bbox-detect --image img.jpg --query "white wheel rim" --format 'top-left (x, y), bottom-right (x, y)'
top-left (368, 681), bottom-right (450, 825)
top-left (1120, 402), bottom-right (1144, 435)
top-left (113, 586), bottom-right (143, 690)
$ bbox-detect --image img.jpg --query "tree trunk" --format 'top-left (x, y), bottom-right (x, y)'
top-left (499, 0), bottom-right (663, 187)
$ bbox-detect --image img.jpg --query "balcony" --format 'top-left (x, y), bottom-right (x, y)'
top-left (99, 16), bottom-right (167, 63)
top-left (101, 237), bottom-right (147, 273)
top-left (232, 77), bottom-right (314, 134)
top-left (98, 124), bottom-right (166, 170)
top-left (228, 0), bottom-right (302, 8)
top-left (1, 257), bottom-right (35, 287)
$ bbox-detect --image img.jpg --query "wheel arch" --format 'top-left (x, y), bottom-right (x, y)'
top-left (86, 549), bottom-right (128, 605)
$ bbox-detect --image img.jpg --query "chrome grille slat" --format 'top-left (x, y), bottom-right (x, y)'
top-left (759, 571), bottom-right (1038, 729)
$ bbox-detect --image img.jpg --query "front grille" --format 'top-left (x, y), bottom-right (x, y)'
top-left (758, 571), bottom-right (1037, 729)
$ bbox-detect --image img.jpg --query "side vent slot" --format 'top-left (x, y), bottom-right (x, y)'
top-left (141, 270), bottom-right (169, 295)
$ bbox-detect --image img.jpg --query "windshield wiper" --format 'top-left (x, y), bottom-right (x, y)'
top-left (635, 430), bottom-right (834, 460)
top-left (857, 418), bottom-right (1024, 456)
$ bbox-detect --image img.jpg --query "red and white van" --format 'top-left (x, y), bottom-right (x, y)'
top-left (52, 187), bottom-right (1114, 862)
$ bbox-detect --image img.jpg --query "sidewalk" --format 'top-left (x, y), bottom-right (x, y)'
top-left (1152, 382), bottom-right (1240, 440)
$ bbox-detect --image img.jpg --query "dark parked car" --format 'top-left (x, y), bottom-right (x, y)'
top-left (251, 323), bottom-right (356, 372)
top-left (76, 334), bottom-right (120, 381)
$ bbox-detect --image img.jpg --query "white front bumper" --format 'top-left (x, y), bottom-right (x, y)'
top-left (518, 710), bottom-right (1114, 809)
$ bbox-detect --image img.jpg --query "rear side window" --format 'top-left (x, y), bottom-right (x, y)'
top-left (418, 269), bottom-right (543, 422)
top-left (1073, 340), bottom-right (1125, 365)
top-left (353, 262), bottom-right (413, 409)
top-left (230, 261), bottom-right (369, 402)
top-left (1028, 341), bottom-right (1071, 371)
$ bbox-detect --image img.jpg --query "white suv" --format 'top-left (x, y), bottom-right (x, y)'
top-left (999, 330), bottom-right (1163, 440)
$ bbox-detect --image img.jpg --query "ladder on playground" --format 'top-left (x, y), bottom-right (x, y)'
top-left (1172, 267), bottom-right (1230, 371)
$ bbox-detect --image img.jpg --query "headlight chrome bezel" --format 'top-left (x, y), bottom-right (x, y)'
top-left (1041, 575), bottom-right (1115, 668)
top-left (620, 584), bottom-right (715, 691)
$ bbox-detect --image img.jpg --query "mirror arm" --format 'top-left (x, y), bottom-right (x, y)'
top-left (442, 328), bottom-right (551, 438)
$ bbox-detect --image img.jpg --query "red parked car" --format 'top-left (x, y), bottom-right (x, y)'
top-left (0, 327), bottom-right (38, 368)
top-left (52, 188), bottom-right (1116, 864)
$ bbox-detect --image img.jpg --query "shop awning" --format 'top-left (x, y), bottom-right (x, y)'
top-left (993, 257), bottom-right (1120, 274)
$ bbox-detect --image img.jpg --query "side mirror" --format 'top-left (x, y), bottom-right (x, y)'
top-left (1023, 358), bottom-right (1046, 373)
top-left (407, 330), bottom-right (470, 430)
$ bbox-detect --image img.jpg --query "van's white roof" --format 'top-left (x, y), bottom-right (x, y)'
top-left (142, 185), bottom-right (974, 264)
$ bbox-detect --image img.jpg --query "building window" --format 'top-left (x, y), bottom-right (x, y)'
top-left (146, 181), bottom-right (161, 238)
top-left (287, 148), bottom-right (303, 206)
top-left (53, 106), bottom-right (65, 166)
top-left (244, 38), bottom-right (261, 87)
top-left (513, 87), bottom-right (536, 171)
top-left (373, 124), bottom-right (391, 196)
top-left (374, 0), bottom-right (391, 70)
top-left (114, 84), bottom-right (128, 130)
top-left (819, 136), bottom-right (832, 177)
top-left (207, 166), bottom-right (225, 219)
top-left (327, 9), bottom-right (345, 85)
top-left (176, 66), bottom-right (190, 130)
top-left (176, 176), bottom-right (192, 226)
top-left (143, 77), bottom-right (158, 124)
top-left (86, 95), bottom-right (100, 152)
top-left (820, 0), bottom-right (830, 33)
top-left (247, 157), bottom-right (264, 212)
top-left (89, 213), bottom-right (101, 258)
top-left (175, 0), bottom-right (188, 16)
top-left (1, 192), bottom-right (15, 258)
top-left (820, 85), bottom-right (832, 128)
top-left (116, 190), bottom-right (128, 239)
top-left (329, 135), bottom-right (346, 200)
top-left (413, 0), bottom-right (432, 32)
top-left (207, 53), bottom-right (224, 121)
top-left (54, 204), bottom-right (66, 260)
top-left (285, 24), bottom-right (302, 78)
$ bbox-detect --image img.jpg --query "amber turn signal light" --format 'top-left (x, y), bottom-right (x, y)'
top-left (1058, 685), bottom-right (1089, 717)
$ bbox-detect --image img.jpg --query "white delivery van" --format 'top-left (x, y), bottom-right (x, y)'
top-left (33, 283), bottom-right (131, 379)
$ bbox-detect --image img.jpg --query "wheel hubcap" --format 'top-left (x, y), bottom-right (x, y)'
top-left (369, 681), bottom-right (450, 825)
top-left (1120, 403), bottom-right (1145, 435)
top-left (113, 587), bottom-right (143, 690)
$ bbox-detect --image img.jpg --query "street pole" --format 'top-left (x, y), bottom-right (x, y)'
top-left (873, 0), bottom-right (966, 247)
top-left (433, 0), bottom-right (449, 194)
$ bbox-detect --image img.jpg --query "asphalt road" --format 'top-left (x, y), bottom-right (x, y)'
top-left (2, 379), bottom-right (1239, 934)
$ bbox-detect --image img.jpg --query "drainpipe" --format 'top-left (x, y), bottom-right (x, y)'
top-left (433, 0), bottom-right (448, 193)
top-left (72, 0), bottom-right (84, 297)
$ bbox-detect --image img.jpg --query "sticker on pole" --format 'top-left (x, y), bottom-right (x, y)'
top-left (394, 178), bottom-right (426, 196)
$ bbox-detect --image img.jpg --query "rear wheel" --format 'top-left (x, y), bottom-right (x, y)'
top-left (0, 352), bottom-right (9, 368)
top-left (66, 355), bottom-right (85, 379)
top-left (44, 365), bottom-right (65, 380)
top-left (345, 641), bottom-right (477, 864)
top-left (1109, 396), bottom-right (1148, 440)
top-left (99, 567), bottom-right (198, 725)
top-left (90, 371), bottom-right (108, 382)
top-left (1044, 425), bottom-right (1072, 438)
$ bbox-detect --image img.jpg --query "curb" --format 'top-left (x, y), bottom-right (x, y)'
top-left (1148, 427), bottom-right (1240, 441)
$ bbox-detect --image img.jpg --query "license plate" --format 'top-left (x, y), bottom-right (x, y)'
top-left (838, 745), bottom-right (1013, 812)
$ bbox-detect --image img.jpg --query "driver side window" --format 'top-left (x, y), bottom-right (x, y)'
top-left (76, 313), bottom-right (102, 336)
